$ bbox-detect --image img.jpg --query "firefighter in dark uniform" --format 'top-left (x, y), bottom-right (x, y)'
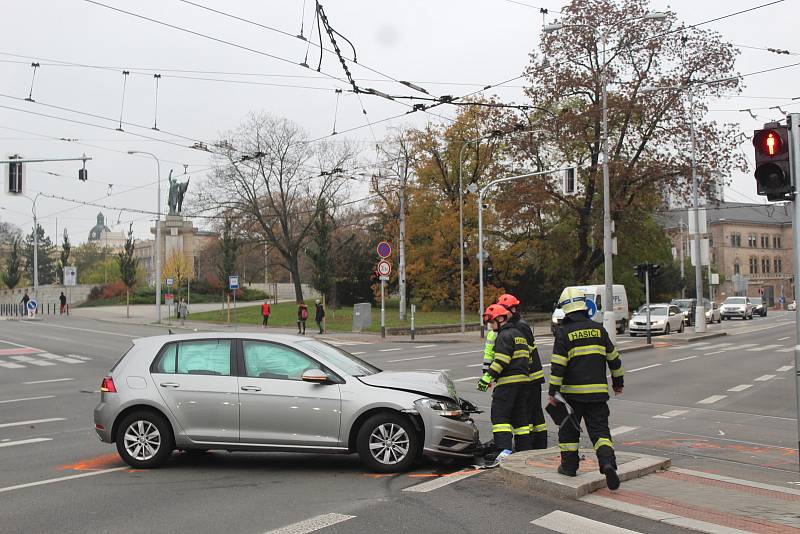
top-left (548, 287), bottom-right (624, 490)
top-left (497, 293), bottom-right (547, 449)
top-left (477, 304), bottom-right (531, 457)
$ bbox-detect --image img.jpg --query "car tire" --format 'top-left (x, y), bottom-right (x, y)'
top-left (115, 410), bottom-right (174, 469)
top-left (630, 332), bottom-right (637, 337)
top-left (356, 412), bottom-right (420, 473)
top-left (664, 323), bottom-right (670, 335)
top-left (617, 319), bottom-right (627, 335)
top-left (678, 321), bottom-right (684, 333)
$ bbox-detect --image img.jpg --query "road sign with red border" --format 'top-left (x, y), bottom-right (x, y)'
top-left (376, 241), bottom-right (392, 258)
top-left (377, 260), bottom-right (392, 277)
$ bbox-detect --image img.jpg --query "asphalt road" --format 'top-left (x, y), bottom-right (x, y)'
top-left (0, 313), bottom-right (796, 533)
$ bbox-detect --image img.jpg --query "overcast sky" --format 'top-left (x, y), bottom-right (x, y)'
top-left (1, 0), bottom-right (797, 244)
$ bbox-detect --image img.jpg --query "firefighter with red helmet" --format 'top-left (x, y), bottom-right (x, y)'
top-left (477, 304), bottom-right (531, 459)
top-left (497, 293), bottom-right (547, 449)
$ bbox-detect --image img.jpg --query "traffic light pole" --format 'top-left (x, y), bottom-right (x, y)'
top-left (788, 112), bottom-right (800, 470)
top-left (645, 267), bottom-right (652, 345)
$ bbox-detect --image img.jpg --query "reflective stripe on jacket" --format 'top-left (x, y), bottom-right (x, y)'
top-left (487, 323), bottom-right (530, 388)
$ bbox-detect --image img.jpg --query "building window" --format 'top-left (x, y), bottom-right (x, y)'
top-left (731, 233), bottom-right (741, 247)
top-left (776, 257), bottom-right (783, 273)
top-left (734, 262), bottom-right (740, 275)
top-left (749, 257), bottom-right (758, 274)
top-left (762, 235), bottom-right (770, 248)
top-left (762, 258), bottom-right (770, 274)
top-left (748, 234), bottom-right (757, 248)
top-left (774, 235), bottom-right (782, 249)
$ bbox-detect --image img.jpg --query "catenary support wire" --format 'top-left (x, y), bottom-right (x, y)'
top-left (26, 62), bottom-right (40, 102)
top-left (117, 70), bottom-right (130, 131)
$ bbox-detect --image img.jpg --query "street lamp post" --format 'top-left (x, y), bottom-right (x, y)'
top-left (478, 167), bottom-right (577, 337)
top-left (544, 11), bottom-right (667, 343)
top-left (127, 150), bottom-right (162, 323)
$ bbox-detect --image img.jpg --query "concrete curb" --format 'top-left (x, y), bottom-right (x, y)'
top-left (663, 331), bottom-right (728, 344)
top-left (499, 448), bottom-right (670, 499)
top-left (619, 344), bottom-right (653, 354)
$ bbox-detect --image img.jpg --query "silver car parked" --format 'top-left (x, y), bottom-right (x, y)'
top-left (94, 333), bottom-right (479, 472)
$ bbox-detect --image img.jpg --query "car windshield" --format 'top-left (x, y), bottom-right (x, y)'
top-left (297, 340), bottom-right (381, 377)
top-left (672, 300), bottom-right (693, 310)
top-left (639, 306), bottom-right (668, 316)
top-left (751, 297), bottom-right (762, 305)
top-left (725, 297), bottom-right (747, 305)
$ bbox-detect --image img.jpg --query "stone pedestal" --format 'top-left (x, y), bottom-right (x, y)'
top-left (151, 215), bottom-right (199, 276)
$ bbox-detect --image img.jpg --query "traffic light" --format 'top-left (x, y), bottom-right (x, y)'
top-left (649, 264), bottom-right (661, 278)
top-left (634, 264), bottom-right (645, 282)
top-left (753, 123), bottom-right (791, 201)
top-left (78, 168), bottom-right (88, 181)
top-left (6, 156), bottom-right (23, 194)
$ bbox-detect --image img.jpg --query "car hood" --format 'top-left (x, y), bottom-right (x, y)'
top-left (632, 313), bottom-right (665, 321)
top-left (358, 371), bottom-right (458, 401)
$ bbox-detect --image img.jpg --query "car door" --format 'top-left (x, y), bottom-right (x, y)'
top-left (151, 339), bottom-right (239, 443)
top-left (669, 306), bottom-right (682, 330)
top-left (237, 339), bottom-right (342, 448)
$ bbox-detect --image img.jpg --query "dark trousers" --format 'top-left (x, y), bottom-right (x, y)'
top-left (262, 315), bottom-right (269, 326)
top-left (316, 320), bottom-right (323, 333)
top-left (490, 382), bottom-right (531, 452)
top-left (558, 400), bottom-right (615, 472)
top-left (297, 320), bottom-right (306, 334)
top-left (527, 382), bottom-right (548, 449)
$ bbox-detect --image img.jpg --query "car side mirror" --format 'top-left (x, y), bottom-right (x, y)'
top-left (669, 312), bottom-right (675, 316)
top-left (301, 369), bottom-right (330, 384)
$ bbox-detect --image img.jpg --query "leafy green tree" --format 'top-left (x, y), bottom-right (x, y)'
top-left (24, 224), bottom-right (57, 285)
top-left (117, 223), bottom-right (138, 318)
top-left (307, 198), bottom-right (334, 303)
top-left (3, 237), bottom-right (22, 289)
top-left (58, 229), bottom-right (71, 284)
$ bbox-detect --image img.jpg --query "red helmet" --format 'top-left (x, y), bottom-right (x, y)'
top-left (483, 304), bottom-right (512, 324)
top-left (497, 294), bottom-right (520, 308)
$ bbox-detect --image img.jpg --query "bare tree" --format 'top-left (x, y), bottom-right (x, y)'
top-left (200, 113), bottom-right (356, 303)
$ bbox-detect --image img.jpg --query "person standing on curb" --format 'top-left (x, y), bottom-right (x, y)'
top-left (477, 304), bottom-right (531, 463)
top-left (178, 299), bottom-right (188, 326)
top-left (297, 302), bottom-right (308, 335)
top-left (497, 293), bottom-right (547, 449)
top-left (549, 287), bottom-right (624, 490)
top-left (59, 292), bottom-right (67, 315)
top-left (21, 291), bottom-right (30, 316)
top-left (261, 299), bottom-right (271, 328)
top-left (315, 299), bottom-right (325, 334)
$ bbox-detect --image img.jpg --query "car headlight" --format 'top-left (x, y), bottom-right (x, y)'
top-left (415, 398), bottom-right (463, 418)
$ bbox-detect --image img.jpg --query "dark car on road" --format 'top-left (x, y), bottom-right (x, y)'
top-left (750, 296), bottom-right (768, 317)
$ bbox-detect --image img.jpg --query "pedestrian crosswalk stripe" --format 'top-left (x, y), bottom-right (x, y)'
top-left (264, 513), bottom-right (356, 534)
top-left (668, 342), bottom-right (711, 350)
top-left (653, 409), bottom-right (688, 419)
top-left (531, 510), bottom-right (642, 533)
top-left (746, 344), bottom-right (783, 352)
top-left (727, 384), bottom-right (752, 392)
top-left (610, 426), bottom-right (638, 436)
top-left (776, 365), bottom-right (793, 372)
top-left (0, 362), bottom-right (25, 369)
top-left (697, 395), bottom-right (727, 404)
top-left (702, 342), bottom-right (734, 350)
top-left (754, 374), bottom-right (775, 381)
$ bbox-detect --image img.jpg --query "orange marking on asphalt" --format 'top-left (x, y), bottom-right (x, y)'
top-left (361, 473), bottom-right (394, 478)
top-left (59, 453), bottom-right (125, 471)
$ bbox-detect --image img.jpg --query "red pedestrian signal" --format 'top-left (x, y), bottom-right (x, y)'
top-left (753, 124), bottom-right (791, 201)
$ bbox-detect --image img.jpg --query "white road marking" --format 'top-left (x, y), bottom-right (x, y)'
top-left (652, 409), bottom-right (688, 419)
top-left (403, 470), bottom-right (479, 493)
top-left (703, 350), bottom-right (727, 356)
top-left (386, 355), bottom-right (436, 363)
top-left (28, 360), bottom-right (56, 367)
top-left (0, 362), bottom-right (26, 369)
top-left (777, 347), bottom-right (795, 352)
top-left (778, 336), bottom-right (791, 341)
top-left (415, 368), bottom-right (450, 372)
top-left (746, 344), bottom-right (783, 352)
top-left (448, 350), bottom-right (483, 356)
top-left (610, 426), bottom-right (638, 436)
top-left (465, 363), bottom-right (484, 368)
top-left (0, 467), bottom-right (127, 494)
top-left (728, 384), bottom-right (753, 392)
top-left (378, 348), bottom-right (402, 352)
top-left (0, 418), bottom-right (66, 429)
top-left (542, 363), bottom-right (551, 367)
top-left (627, 364), bottom-right (661, 373)
top-left (531, 510), bottom-right (641, 534)
top-left (697, 395), bottom-right (727, 404)
top-left (702, 342), bottom-right (734, 349)
top-left (17, 321), bottom-right (137, 338)
top-left (668, 342), bottom-right (711, 350)
top-left (777, 365), bottom-right (793, 372)
top-left (0, 395), bottom-right (55, 404)
top-left (263, 513), bottom-right (356, 534)
top-left (414, 345), bottom-right (436, 349)
top-left (52, 357), bottom-right (84, 364)
top-left (9, 355), bottom-right (35, 362)
top-left (726, 343), bottom-right (758, 349)
top-left (350, 351), bottom-right (365, 355)
top-left (754, 374), bottom-right (775, 382)
top-left (670, 355), bottom-right (698, 362)
top-left (453, 377), bottom-right (476, 382)
top-left (0, 438), bottom-right (53, 449)
top-left (23, 378), bottom-right (74, 385)
top-left (0, 338), bottom-right (31, 348)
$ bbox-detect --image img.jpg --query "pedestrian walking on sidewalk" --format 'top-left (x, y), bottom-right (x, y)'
top-left (178, 299), bottom-right (188, 326)
top-left (297, 302), bottom-right (308, 335)
top-left (477, 304), bottom-right (531, 463)
top-left (497, 293), bottom-right (547, 449)
top-left (261, 300), bottom-right (271, 328)
top-left (549, 287), bottom-right (624, 490)
top-left (315, 300), bottom-right (325, 334)
top-left (20, 291), bottom-right (30, 316)
top-left (59, 292), bottom-right (67, 315)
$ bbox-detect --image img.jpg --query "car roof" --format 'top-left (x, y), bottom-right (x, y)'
top-left (132, 331), bottom-right (310, 348)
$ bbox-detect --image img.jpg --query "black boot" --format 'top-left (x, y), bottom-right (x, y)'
top-left (558, 451), bottom-right (579, 476)
top-left (531, 432), bottom-right (548, 450)
top-left (601, 464), bottom-right (620, 490)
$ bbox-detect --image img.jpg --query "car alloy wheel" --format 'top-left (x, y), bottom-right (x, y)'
top-left (123, 420), bottom-right (161, 461)
top-left (368, 423), bottom-right (410, 465)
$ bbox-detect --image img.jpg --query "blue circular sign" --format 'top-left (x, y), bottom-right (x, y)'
top-left (585, 298), bottom-right (597, 319)
top-left (376, 241), bottom-right (392, 258)
top-left (27, 299), bottom-right (37, 311)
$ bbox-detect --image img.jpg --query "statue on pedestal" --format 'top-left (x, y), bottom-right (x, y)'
top-left (167, 170), bottom-right (191, 215)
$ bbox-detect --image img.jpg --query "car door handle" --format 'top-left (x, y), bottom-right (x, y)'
top-left (240, 385), bottom-right (261, 392)
top-left (160, 382), bottom-right (180, 388)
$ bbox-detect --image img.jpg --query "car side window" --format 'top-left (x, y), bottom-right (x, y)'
top-left (242, 341), bottom-right (318, 380)
top-left (153, 340), bottom-right (232, 376)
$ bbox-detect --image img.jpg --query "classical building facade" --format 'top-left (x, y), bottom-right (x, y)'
top-left (87, 212), bottom-right (125, 250)
top-left (661, 202), bottom-right (793, 306)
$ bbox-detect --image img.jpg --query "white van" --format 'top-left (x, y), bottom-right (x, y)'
top-left (551, 284), bottom-right (630, 335)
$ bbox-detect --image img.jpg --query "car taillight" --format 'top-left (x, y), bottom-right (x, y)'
top-left (100, 376), bottom-right (116, 393)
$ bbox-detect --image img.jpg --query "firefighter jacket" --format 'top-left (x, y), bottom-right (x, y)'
top-left (510, 316), bottom-right (544, 384)
top-left (487, 323), bottom-right (530, 387)
top-left (548, 311), bottom-right (624, 402)
top-left (482, 329), bottom-right (497, 371)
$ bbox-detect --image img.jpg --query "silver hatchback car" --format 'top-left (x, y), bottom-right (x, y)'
top-left (94, 333), bottom-right (479, 472)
